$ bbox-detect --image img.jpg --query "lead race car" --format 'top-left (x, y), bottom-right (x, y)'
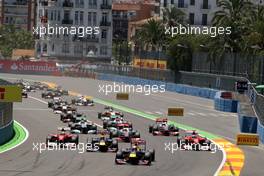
top-left (149, 118), bottom-right (179, 136)
top-left (46, 127), bottom-right (79, 148)
top-left (115, 138), bottom-right (155, 165)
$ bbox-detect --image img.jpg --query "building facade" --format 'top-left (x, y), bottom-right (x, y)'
top-left (0, 0), bottom-right (36, 31)
top-left (36, 0), bottom-right (112, 61)
top-left (159, 0), bottom-right (264, 26)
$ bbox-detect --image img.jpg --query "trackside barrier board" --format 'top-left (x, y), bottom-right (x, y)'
top-left (0, 85), bottom-right (22, 102)
top-left (116, 93), bottom-right (129, 100)
top-left (236, 133), bottom-right (259, 146)
top-left (168, 108), bottom-right (184, 116)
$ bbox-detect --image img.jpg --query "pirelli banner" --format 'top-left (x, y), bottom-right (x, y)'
top-left (0, 85), bottom-right (22, 102)
top-left (236, 133), bottom-right (259, 146)
top-left (168, 108), bottom-right (184, 116)
top-left (116, 93), bottom-right (129, 100)
top-left (0, 60), bottom-right (61, 76)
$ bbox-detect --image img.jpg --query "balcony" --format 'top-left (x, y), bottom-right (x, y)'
top-left (177, 3), bottom-right (188, 8)
top-left (86, 37), bottom-right (99, 43)
top-left (101, 4), bottom-right (112, 10)
top-left (40, 0), bottom-right (48, 6)
top-left (63, 1), bottom-right (73, 8)
top-left (62, 19), bottom-right (73, 24)
top-left (100, 21), bottom-right (111, 27)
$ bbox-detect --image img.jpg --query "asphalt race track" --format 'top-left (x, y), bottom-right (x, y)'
top-left (0, 73), bottom-right (264, 176)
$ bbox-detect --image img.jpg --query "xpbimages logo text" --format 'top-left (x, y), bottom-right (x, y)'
top-left (33, 24), bottom-right (100, 37)
top-left (98, 82), bottom-right (166, 96)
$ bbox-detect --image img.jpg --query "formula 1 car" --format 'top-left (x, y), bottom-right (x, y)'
top-left (69, 120), bottom-right (97, 134)
top-left (98, 107), bottom-right (124, 120)
top-left (71, 113), bottom-right (87, 123)
top-left (109, 125), bottom-right (140, 142)
top-left (60, 110), bottom-right (75, 122)
top-left (115, 138), bottom-right (155, 165)
top-left (87, 133), bottom-right (118, 152)
top-left (149, 118), bottom-right (179, 136)
top-left (177, 130), bottom-right (212, 151)
top-left (48, 97), bottom-right (67, 108)
top-left (22, 89), bottom-right (28, 98)
top-left (46, 127), bottom-right (79, 147)
top-left (42, 91), bottom-right (61, 99)
top-left (53, 104), bottom-right (77, 114)
top-left (71, 96), bottom-right (94, 106)
top-left (103, 118), bottom-right (132, 129)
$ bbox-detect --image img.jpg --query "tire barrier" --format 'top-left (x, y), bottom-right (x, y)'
top-left (0, 121), bottom-right (14, 145)
top-left (214, 92), bottom-right (238, 113)
top-left (97, 73), bottom-right (218, 99)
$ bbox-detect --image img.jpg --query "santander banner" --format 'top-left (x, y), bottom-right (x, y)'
top-left (0, 60), bottom-right (61, 76)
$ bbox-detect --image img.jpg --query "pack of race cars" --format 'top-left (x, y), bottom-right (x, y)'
top-left (21, 80), bottom-right (213, 166)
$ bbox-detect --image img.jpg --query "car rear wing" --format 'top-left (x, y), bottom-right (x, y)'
top-left (155, 118), bottom-right (168, 122)
top-left (58, 127), bottom-right (71, 131)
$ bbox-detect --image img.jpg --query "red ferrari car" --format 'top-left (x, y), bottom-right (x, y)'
top-left (46, 127), bottom-right (79, 147)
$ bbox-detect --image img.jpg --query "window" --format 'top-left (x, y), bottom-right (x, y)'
top-left (171, 0), bottom-right (174, 4)
top-left (93, 12), bottom-right (97, 25)
top-left (101, 29), bottom-right (107, 40)
top-left (190, 0), bottom-right (195, 5)
top-left (88, 12), bottom-right (92, 25)
top-left (75, 11), bottom-right (79, 25)
top-left (202, 14), bottom-right (207, 25)
top-left (189, 13), bottom-right (194, 25)
top-left (80, 11), bottom-right (84, 25)
top-left (100, 46), bottom-right (108, 55)
top-left (75, 0), bottom-right (79, 7)
top-left (102, 13), bottom-right (107, 22)
top-left (58, 11), bottom-right (60, 21)
top-left (202, 0), bottom-right (209, 9)
top-left (80, 0), bottom-right (84, 7)
top-left (51, 43), bottom-right (55, 52)
top-left (178, 0), bottom-right (185, 8)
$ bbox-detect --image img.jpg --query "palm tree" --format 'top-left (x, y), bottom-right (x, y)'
top-left (136, 18), bottom-right (167, 51)
top-left (162, 6), bottom-right (186, 28)
top-left (209, 0), bottom-right (253, 75)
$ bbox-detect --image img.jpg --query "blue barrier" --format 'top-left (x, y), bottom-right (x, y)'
top-left (98, 73), bottom-right (218, 99)
top-left (0, 121), bottom-right (14, 145)
top-left (257, 121), bottom-right (264, 143)
top-left (237, 103), bottom-right (258, 133)
top-left (214, 91), bottom-right (238, 112)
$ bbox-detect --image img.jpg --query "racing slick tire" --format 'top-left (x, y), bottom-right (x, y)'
top-left (144, 152), bottom-right (152, 165)
top-left (71, 136), bottom-right (79, 145)
top-left (98, 113), bottom-right (102, 119)
top-left (112, 140), bottom-right (118, 152)
top-left (115, 151), bottom-right (123, 164)
top-left (149, 125), bottom-right (153, 133)
top-left (149, 149), bottom-right (155, 161)
top-left (134, 131), bottom-right (140, 138)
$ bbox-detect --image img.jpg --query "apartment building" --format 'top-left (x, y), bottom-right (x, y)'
top-left (36, 0), bottom-right (112, 61)
top-left (113, 1), bottom-right (156, 40)
top-left (0, 0), bottom-right (36, 31)
top-left (160, 0), bottom-right (264, 26)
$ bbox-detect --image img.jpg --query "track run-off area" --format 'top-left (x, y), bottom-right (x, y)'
top-left (0, 73), bottom-right (264, 176)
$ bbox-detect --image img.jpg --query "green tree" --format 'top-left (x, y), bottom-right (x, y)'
top-left (0, 25), bottom-right (34, 57)
top-left (162, 6), bottom-right (186, 28)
